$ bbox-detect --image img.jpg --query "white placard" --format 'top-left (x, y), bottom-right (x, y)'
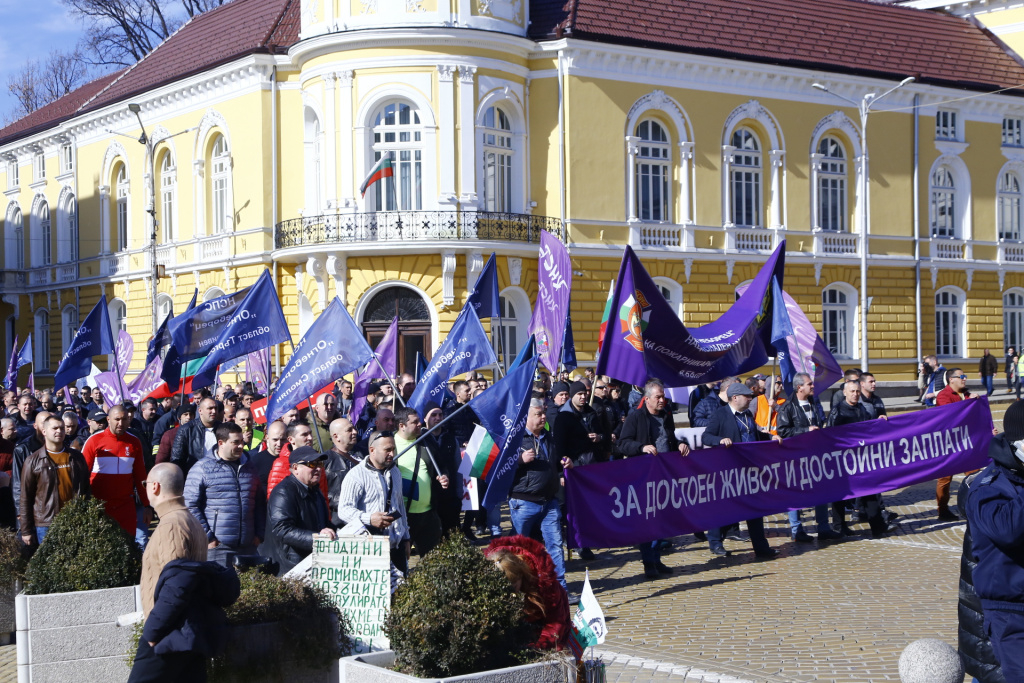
top-left (311, 535), bottom-right (391, 653)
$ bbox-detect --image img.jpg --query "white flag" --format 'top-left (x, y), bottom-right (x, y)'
top-left (570, 569), bottom-right (606, 649)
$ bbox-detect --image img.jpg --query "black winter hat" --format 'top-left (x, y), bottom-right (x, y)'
top-left (1004, 401), bottom-right (1024, 443)
top-left (569, 381), bottom-right (588, 398)
top-left (551, 382), bottom-right (570, 396)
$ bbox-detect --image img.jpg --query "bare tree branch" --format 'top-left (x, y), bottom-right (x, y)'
top-left (4, 50), bottom-right (92, 125)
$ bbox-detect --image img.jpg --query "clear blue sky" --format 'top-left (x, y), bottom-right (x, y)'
top-left (0, 0), bottom-right (89, 126)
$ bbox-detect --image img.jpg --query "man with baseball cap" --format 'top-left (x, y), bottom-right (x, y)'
top-left (702, 382), bottom-right (781, 559)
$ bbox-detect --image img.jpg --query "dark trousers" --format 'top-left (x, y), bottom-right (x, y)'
top-left (407, 509), bottom-right (442, 557)
top-left (832, 495), bottom-right (885, 534)
top-left (207, 544), bottom-right (258, 568)
top-left (391, 547), bottom-right (408, 575)
top-left (707, 518), bottom-right (770, 553)
top-left (128, 638), bottom-right (206, 683)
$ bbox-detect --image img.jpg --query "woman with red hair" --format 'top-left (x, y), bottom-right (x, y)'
top-left (486, 535), bottom-right (570, 650)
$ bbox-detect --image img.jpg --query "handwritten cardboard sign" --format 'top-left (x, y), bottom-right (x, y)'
top-left (311, 536), bottom-right (391, 653)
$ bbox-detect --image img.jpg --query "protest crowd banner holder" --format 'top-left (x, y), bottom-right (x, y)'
top-left (311, 534), bottom-right (391, 654)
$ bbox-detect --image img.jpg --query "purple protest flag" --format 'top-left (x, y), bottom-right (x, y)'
top-left (126, 355), bottom-right (166, 403)
top-left (564, 397), bottom-right (994, 548)
top-left (26, 373), bottom-right (33, 394)
top-left (94, 371), bottom-right (125, 405)
top-left (63, 386), bottom-right (74, 405)
top-left (527, 231), bottom-right (572, 374)
top-left (115, 330), bottom-right (134, 377)
top-left (246, 348), bottom-right (270, 394)
top-left (596, 241), bottom-right (786, 388)
top-left (736, 280), bottom-right (842, 397)
top-left (4, 334), bottom-right (18, 390)
top-left (351, 316), bottom-right (399, 421)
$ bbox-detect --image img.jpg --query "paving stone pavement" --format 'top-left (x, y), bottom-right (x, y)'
top-left (2, 400), bottom-right (1006, 682)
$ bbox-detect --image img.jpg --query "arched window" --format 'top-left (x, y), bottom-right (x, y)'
top-left (1004, 289), bottom-right (1024, 352)
top-left (823, 284), bottom-right (856, 359)
top-left (159, 151), bottom-right (176, 242)
top-left (31, 200), bottom-right (51, 267)
top-left (482, 106), bottom-right (513, 213)
top-left (109, 299), bottom-right (127, 335)
top-left (816, 136), bottom-right (847, 232)
top-left (61, 305), bottom-right (78, 353)
top-left (493, 287), bottom-right (530, 364)
top-left (634, 120), bottom-right (671, 222)
top-left (998, 171), bottom-right (1022, 241)
top-left (57, 194), bottom-right (78, 263)
top-left (361, 285), bottom-right (431, 376)
top-left (654, 276), bottom-right (683, 318)
top-left (303, 108), bottom-right (322, 214)
top-left (930, 167), bottom-right (957, 238)
top-left (203, 287), bottom-right (226, 302)
top-left (370, 101), bottom-right (423, 211)
top-left (935, 287), bottom-right (965, 357)
top-left (5, 205), bottom-right (24, 270)
top-left (156, 294), bottom-right (173, 323)
top-left (115, 163), bottom-right (129, 250)
top-left (35, 310), bottom-right (49, 371)
top-left (730, 127), bottom-right (762, 228)
top-left (210, 135), bottom-right (231, 233)
top-left (298, 293), bottom-right (314, 337)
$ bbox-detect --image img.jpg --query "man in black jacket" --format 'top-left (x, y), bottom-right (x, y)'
top-left (260, 446), bottom-right (337, 575)
top-left (691, 379), bottom-right (735, 428)
top-left (617, 379), bottom-right (690, 578)
top-left (776, 373), bottom-right (839, 543)
top-left (703, 383), bottom-right (780, 559)
top-left (170, 397), bottom-right (222, 477)
top-left (10, 410), bottom-right (49, 532)
top-left (508, 400), bottom-right (568, 592)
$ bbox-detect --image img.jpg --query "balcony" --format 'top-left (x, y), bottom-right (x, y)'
top-left (155, 244), bottom-right (176, 267)
top-left (0, 271), bottom-right (25, 290)
top-left (724, 226), bottom-right (781, 252)
top-left (57, 263), bottom-right (78, 283)
top-left (274, 211), bottom-right (562, 250)
top-left (101, 253), bottom-right (129, 275)
top-left (29, 268), bottom-right (51, 286)
top-left (813, 230), bottom-right (859, 257)
top-left (199, 235), bottom-right (230, 260)
top-left (999, 240), bottom-right (1024, 264)
top-left (930, 237), bottom-right (969, 260)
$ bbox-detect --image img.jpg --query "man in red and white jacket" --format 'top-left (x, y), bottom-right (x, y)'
top-left (935, 368), bottom-right (977, 522)
top-left (82, 405), bottom-right (151, 536)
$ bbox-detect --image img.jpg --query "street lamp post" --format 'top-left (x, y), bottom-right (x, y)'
top-left (812, 77), bottom-right (914, 372)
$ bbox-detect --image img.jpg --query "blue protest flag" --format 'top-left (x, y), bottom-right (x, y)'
top-left (53, 296), bottom-right (116, 389)
top-left (467, 252), bottom-right (501, 319)
top-left (16, 335), bottom-right (32, 368)
top-left (508, 335), bottom-right (536, 372)
top-left (147, 309), bottom-right (173, 366)
top-left (186, 287), bottom-right (198, 311)
top-left (561, 314), bottom-right (577, 371)
top-left (769, 276), bottom-right (794, 350)
top-left (407, 303), bottom-right (498, 414)
top-left (468, 360), bottom-right (537, 509)
top-left (3, 334), bottom-right (17, 390)
top-left (191, 270), bottom-right (291, 389)
top-left (415, 353), bottom-right (428, 383)
top-left (169, 283), bottom-right (255, 362)
top-left (266, 297), bottom-right (374, 425)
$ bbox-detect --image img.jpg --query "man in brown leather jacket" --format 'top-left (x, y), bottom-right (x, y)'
top-left (19, 414), bottom-right (90, 545)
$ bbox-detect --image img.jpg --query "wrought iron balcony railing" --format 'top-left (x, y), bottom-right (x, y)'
top-left (274, 210), bottom-right (563, 250)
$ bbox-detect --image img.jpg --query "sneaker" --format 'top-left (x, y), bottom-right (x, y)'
top-left (578, 547), bottom-right (596, 561)
top-left (883, 510), bottom-right (900, 524)
top-left (709, 546), bottom-right (730, 557)
top-left (755, 548), bottom-right (779, 560)
top-left (817, 529), bottom-right (843, 541)
top-left (725, 530), bottom-right (747, 542)
top-left (937, 509), bottom-right (959, 522)
top-left (655, 562), bottom-right (673, 575)
top-left (792, 530), bottom-right (815, 544)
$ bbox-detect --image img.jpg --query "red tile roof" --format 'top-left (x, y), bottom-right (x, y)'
top-left (0, 0), bottom-right (299, 146)
top-left (529, 0), bottom-right (1024, 93)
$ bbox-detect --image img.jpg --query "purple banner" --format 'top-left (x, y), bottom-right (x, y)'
top-left (351, 317), bottom-right (398, 421)
top-left (94, 371), bottom-right (125, 406)
top-left (116, 330), bottom-right (134, 377)
top-left (565, 399), bottom-right (995, 548)
top-left (126, 355), bottom-right (165, 404)
top-left (527, 231), bottom-right (572, 374)
top-left (246, 348), bottom-right (270, 395)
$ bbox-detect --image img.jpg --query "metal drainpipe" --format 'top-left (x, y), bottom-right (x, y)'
top-left (913, 94), bottom-right (922, 368)
top-left (271, 65), bottom-right (281, 376)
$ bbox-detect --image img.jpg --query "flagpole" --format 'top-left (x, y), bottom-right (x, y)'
top-left (287, 340), bottom-right (327, 454)
top-left (494, 314), bottom-right (506, 377)
top-left (414, 351), bottom-right (421, 383)
top-left (372, 354), bottom-right (405, 408)
top-left (394, 400), bottom-right (474, 460)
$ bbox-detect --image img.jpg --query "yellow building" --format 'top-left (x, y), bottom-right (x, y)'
top-left (3, 0), bottom-right (1024, 388)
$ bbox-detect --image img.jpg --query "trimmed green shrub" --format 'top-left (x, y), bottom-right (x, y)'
top-left (0, 528), bottom-right (28, 589)
top-left (24, 496), bottom-right (142, 594)
top-left (384, 534), bottom-right (535, 678)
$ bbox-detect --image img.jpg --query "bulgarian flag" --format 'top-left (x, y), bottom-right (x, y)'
top-left (597, 280), bottom-right (615, 353)
top-left (360, 152), bottom-right (394, 196)
top-left (461, 424), bottom-right (500, 480)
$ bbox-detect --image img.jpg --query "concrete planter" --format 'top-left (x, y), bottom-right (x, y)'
top-left (340, 650), bottom-right (571, 683)
top-left (15, 584), bottom-right (142, 683)
top-left (212, 619), bottom-right (340, 683)
top-left (0, 581), bottom-right (18, 645)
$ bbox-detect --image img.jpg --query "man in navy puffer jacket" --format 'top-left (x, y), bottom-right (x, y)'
top-left (184, 422), bottom-right (265, 567)
top-left (966, 400), bottom-right (1024, 681)
top-left (129, 559), bottom-right (240, 683)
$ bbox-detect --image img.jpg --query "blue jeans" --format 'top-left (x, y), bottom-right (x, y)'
top-left (508, 497), bottom-right (566, 590)
top-left (485, 502), bottom-right (502, 537)
top-left (982, 375), bottom-right (994, 395)
top-left (135, 502), bottom-right (151, 550)
top-left (787, 505), bottom-right (832, 534)
top-left (36, 526), bottom-right (49, 544)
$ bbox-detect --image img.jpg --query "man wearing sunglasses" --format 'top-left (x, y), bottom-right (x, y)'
top-left (936, 368), bottom-right (979, 522)
top-left (260, 445), bottom-right (336, 576)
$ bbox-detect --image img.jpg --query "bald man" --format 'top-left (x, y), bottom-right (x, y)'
top-left (82, 406), bottom-right (150, 536)
top-left (325, 418), bottom-right (362, 525)
top-left (11, 410), bottom-right (51, 530)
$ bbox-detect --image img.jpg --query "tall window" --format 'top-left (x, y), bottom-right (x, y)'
top-left (1005, 290), bottom-right (1024, 352)
top-left (999, 172), bottom-right (1022, 241)
top-left (635, 120), bottom-right (671, 222)
top-left (116, 164), bottom-right (129, 250)
top-left (31, 200), bottom-right (51, 267)
top-left (935, 288), bottom-right (964, 357)
top-left (160, 152), bottom-right (175, 242)
top-left (35, 310), bottom-right (49, 371)
top-left (156, 294), bottom-right (173, 323)
top-left (33, 152), bottom-right (45, 182)
top-left (61, 306), bottom-right (78, 352)
top-left (930, 167), bottom-right (956, 238)
top-left (482, 106), bottom-right (513, 213)
top-left (110, 300), bottom-right (127, 335)
top-left (817, 136), bottom-right (847, 232)
top-left (823, 285), bottom-right (855, 358)
top-left (371, 102), bottom-right (422, 211)
top-left (303, 108), bottom-right (322, 214)
top-left (730, 128), bottom-right (762, 228)
top-left (6, 159), bottom-right (17, 188)
top-left (1004, 117), bottom-right (1024, 148)
top-left (936, 110), bottom-right (959, 141)
top-left (210, 135), bottom-right (230, 233)
top-left (61, 144), bottom-right (73, 174)
top-left (5, 207), bottom-right (24, 270)
top-left (58, 195), bottom-right (78, 263)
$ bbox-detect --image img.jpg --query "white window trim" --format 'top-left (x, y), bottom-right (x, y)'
top-left (822, 282), bottom-right (859, 360)
top-left (809, 112), bottom-right (863, 234)
top-left (935, 285), bottom-right (967, 359)
top-left (997, 161), bottom-right (1024, 242)
top-left (353, 279), bottom-right (439, 351)
top-left (61, 305), bottom-right (78, 353)
top-left (653, 276), bottom-right (684, 319)
top-left (56, 186), bottom-right (77, 264)
top-left (209, 135), bottom-right (233, 234)
top-left (936, 109), bottom-right (961, 142)
top-left (1004, 287), bottom-right (1024, 352)
top-left (928, 155), bottom-right (972, 241)
top-left (5, 202), bottom-right (24, 270)
top-left (34, 309), bottom-right (49, 371)
top-left (721, 100), bottom-right (785, 230)
top-left (494, 286), bottom-right (530, 361)
top-left (158, 149), bottom-right (178, 243)
top-left (203, 287), bottom-right (226, 302)
top-left (476, 93), bottom-right (526, 215)
top-left (303, 104), bottom-right (325, 216)
top-left (30, 194), bottom-right (50, 268)
top-left (624, 90), bottom-right (694, 226)
top-left (1003, 116), bottom-right (1024, 149)
top-left (99, 141), bottom-right (130, 255)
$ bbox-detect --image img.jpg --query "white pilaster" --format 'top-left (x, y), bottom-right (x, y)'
top-left (324, 73), bottom-right (338, 210)
top-left (438, 65), bottom-right (457, 207)
top-left (457, 66), bottom-right (478, 210)
top-left (337, 71), bottom-right (354, 208)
